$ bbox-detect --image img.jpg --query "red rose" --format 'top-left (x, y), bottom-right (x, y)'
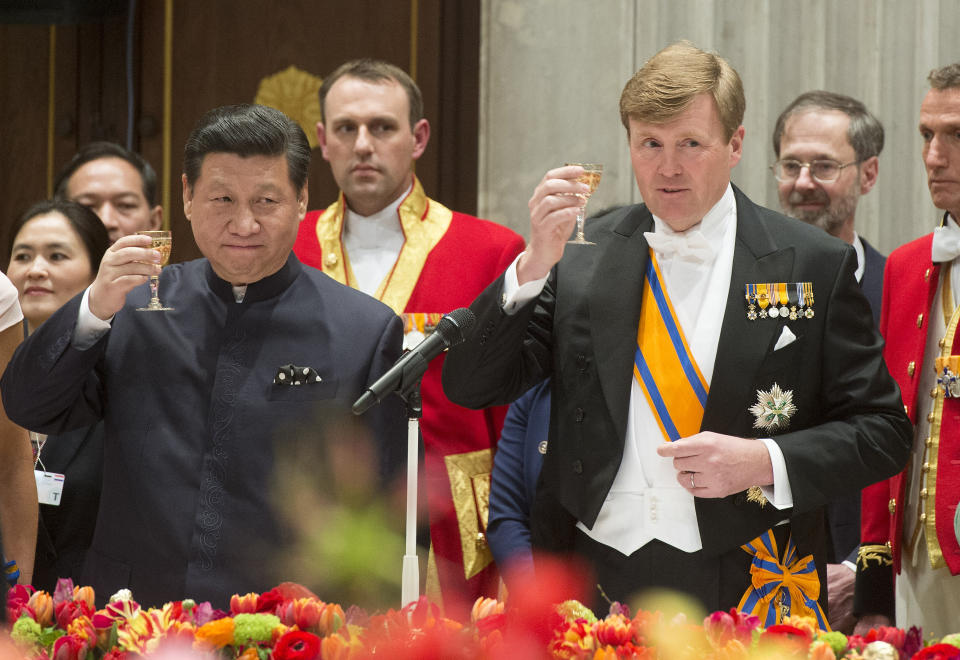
top-left (913, 643), bottom-right (960, 660)
top-left (257, 587), bottom-right (285, 614)
top-left (273, 630), bottom-right (322, 660)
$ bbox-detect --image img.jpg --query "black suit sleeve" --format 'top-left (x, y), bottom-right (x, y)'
top-left (773, 247), bottom-right (912, 514)
top-left (1, 293), bottom-right (107, 434)
top-left (442, 271), bottom-right (553, 409)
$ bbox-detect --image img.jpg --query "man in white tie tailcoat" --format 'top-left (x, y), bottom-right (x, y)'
top-left (855, 62), bottom-right (960, 639)
top-left (442, 41), bottom-right (911, 621)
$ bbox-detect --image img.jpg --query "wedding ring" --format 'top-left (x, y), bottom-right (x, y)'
top-left (690, 472), bottom-right (696, 489)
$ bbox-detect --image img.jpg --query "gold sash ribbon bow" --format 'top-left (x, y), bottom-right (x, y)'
top-left (737, 530), bottom-right (830, 631)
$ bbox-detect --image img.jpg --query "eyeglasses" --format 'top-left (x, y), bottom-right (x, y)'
top-left (770, 159), bottom-right (859, 183)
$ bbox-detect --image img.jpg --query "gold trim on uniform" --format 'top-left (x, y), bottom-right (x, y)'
top-left (314, 178), bottom-right (454, 314)
top-left (444, 449), bottom-right (495, 580)
top-left (909, 271), bottom-right (960, 569)
top-left (857, 544), bottom-right (893, 569)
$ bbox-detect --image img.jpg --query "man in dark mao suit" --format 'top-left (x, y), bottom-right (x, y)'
top-left (442, 42), bottom-right (911, 620)
top-left (1, 104), bottom-right (405, 608)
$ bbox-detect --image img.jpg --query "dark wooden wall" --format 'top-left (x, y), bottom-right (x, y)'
top-left (0, 0), bottom-right (480, 264)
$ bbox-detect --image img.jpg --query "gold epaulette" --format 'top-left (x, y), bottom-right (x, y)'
top-left (857, 543), bottom-right (893, 570)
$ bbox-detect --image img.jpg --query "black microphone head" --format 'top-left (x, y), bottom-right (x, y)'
top-left (435, 307), bottom-right (476, 347)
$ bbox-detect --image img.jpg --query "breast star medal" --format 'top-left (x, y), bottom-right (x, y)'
top-left (749, 383), bottom-right (797, 431)
top-left (746, 383), bottom-right (798, 506)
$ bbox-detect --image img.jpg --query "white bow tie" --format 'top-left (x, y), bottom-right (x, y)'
top-left (644, 230), bottom-right (714, 263)
top-left (932, 217), bottom-right (960, 263)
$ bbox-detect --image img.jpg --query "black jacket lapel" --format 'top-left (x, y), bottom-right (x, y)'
top-left (702, 187), bottom-right (796, 433)
top-left (588, 206), bottom-right (652, 444)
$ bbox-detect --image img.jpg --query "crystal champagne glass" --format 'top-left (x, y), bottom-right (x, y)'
top-left (565, 162), bottom-right (603, 245)
top-left (136, 230), bottom-right (173, 311)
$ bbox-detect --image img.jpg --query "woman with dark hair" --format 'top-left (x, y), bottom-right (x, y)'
top-left (6, 199), bottom-right (109, 593)
top-left (7, 200), bottom-right (109, 332)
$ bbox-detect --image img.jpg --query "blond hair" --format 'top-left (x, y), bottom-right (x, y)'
top-left (619, 41), bottom-right (744, 140)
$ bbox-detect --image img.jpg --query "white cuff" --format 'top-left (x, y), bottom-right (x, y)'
top-left (501, 252), bottom-right (548, 315)
top-left (757, 437), bottom-right (793, 510)
top-left (73, 287), bottom-right (113, 350)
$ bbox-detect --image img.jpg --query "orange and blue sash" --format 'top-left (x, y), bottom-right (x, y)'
top-left (738, 530), bottom-right (830, 631)
top-left (634, 251), bottom-right (709, 442)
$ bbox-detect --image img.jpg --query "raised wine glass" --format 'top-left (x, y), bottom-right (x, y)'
top-left (565, 162), bottom-right (603, 245)
top-left (136, 230), bottom-right (173, 311)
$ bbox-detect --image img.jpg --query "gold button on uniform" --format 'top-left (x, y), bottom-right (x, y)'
top-left (928, 412), bottom-right (936, 423)
top-left (324, 252), bottom-right (338, 267)
top-left (925, 268), bottom-right (932, 281)
top-left (932, 387), bottom-right (939, 398)
top-left (921, 488), bottom-right (928, 499)
top-left (917, 313), bottom-right (925, 328)
top-left (922, 462), bottom-right (931, 473)
top-left (889, 498), bottom-right (896, 514)
top-left (908, 361), bottom-right (916, 377)
top-left (926, 436), bottom-right (933, 448)
top-left (920, 513), bottom-right (928, 522)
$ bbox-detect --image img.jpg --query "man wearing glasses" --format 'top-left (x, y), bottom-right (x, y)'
top-left (770, 92), bottom-right (886, 632)
top-left (772, 91), bottom-right (885, 325)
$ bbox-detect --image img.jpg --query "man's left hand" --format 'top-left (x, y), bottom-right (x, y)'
top-left (826, 562), bottom-right (856, 634)
top-left (656, 431), bottom-right (774, 498)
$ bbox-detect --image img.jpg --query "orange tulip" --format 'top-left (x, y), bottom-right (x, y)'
top-left (72, 586), bottom-right (95, 610)
top-left (230, 592), bottom-right (260, 614)
top-left (27, 591), bottom-right (54, 627)
top-left (194, 617), bottom-right (236, 650)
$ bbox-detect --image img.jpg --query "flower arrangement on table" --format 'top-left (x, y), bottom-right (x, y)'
top-left (4, 579), bottom-right (960, 659)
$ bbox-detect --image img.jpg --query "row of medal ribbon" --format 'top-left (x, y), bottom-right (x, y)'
top-left (745, 282), bottom-right (815, 321)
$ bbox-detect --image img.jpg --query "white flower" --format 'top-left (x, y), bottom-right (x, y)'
top-left (109, 588), bottom-right (133, 602)
top-left (749, 383), bottom-right (797, 431)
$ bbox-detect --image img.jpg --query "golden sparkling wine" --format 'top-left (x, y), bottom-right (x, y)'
top-left (565, 162), bottom-right (603, 245)
top-left (152, 238), bottom-right (172, 266)
top-left (136, 230), bottom-right (174, 311)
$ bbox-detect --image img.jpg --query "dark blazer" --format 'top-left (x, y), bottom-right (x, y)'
top-left (860, 236), bottom-right (886, 328)
top-left (486, 380), bottom-right (550, 571)
top-left (443, 186), bottom-right (911, 591)
top-left (2, 255), bottom-right (405, 608)
top-left (827, 236), bottom-right (886, 564)
top-left (33, 422), bottom-right (104, 593)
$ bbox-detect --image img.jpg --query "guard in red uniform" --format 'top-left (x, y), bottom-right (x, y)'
top-left (855, 63), bottom-right (960, 639)
top-left (294, 59), bottom-right (525, 616)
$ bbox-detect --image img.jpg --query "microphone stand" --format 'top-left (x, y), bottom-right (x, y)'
top-left (397, 381), bottom-right (422, 608)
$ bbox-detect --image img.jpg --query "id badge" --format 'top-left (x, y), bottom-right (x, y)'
top-left (35, 470), bottom-right (65, 506)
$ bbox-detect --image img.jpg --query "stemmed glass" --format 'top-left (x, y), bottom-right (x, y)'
top-left (565, 162), bottom-right (603, 245)
top-left (136, 230), bottom-right (173, 311)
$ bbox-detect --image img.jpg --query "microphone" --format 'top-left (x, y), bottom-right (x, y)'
top-left (352, 307), bottom-right (476, 414)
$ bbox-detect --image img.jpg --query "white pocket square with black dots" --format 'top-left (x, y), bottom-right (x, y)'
top-left (273, 364), bottom-right (322, 386)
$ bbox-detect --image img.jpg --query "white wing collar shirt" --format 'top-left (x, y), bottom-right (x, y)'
top-left (503, 184), bottom-right (792, 558)
top-left (576, 184), bottom-right (737, 555)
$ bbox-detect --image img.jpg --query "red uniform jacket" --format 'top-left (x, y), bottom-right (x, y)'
top-left (856, 232), bottom-right (960, 617)
top-left (294, 178), bottom-right (526, 615)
